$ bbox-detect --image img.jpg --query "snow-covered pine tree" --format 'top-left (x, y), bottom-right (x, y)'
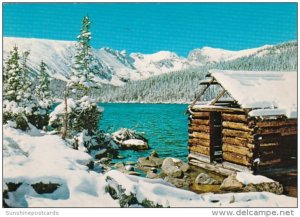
top-left (3, 46), bottom-right (23, 102)
top-left (19, 50), bottom-right (36, 109)
top-left (70, 15), bottom-right (99, 94)
top-left (56, 15), bottom-right (102, 143)
top-left (26, 60), bottom-right (53, 130)
top-left (3, 46), bottom-right (37, 130)
top-left (36, 61), bottom-right (52, 103)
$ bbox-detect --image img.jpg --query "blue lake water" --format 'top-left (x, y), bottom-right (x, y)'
top-left (99, 103), bottom-right (189, 163)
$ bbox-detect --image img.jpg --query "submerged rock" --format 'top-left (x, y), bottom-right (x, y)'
top-left (195, 173), bottom-right (221, 185)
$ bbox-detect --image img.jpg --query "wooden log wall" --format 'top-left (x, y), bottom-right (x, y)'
top-left (189, 107), bottom-right (297, 171)
top-left (188, 110), bottom-right (211, 162)
top-left (254, 118), bottom-right (297, 167)
top-left (221, 112), bottom-right (254, 167)
top-left (221, 112), bottom-right (297, 168)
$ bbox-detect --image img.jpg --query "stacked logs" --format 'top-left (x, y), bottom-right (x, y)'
top-left (188, 111), bottom-right (211, 161)
top-left (188, 106), bottom-right (297, 170)
top-left (254, 118), bottom-right (297, 166)
top-left (222, 112), bottom-right (297, 168)
top-left (221, 112), bottom-right (256, 168)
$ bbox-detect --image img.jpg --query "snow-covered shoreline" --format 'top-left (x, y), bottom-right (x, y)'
top-left (3, 125), bottom-right (297, 208)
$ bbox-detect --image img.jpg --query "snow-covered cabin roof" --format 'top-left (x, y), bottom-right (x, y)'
top-left (206, 70), bottom-right (297, 118)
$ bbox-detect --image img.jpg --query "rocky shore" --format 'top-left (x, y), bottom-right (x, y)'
top-left (84, 128), bottom-right (286, 197)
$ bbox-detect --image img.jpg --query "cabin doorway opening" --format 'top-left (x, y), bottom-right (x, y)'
top-left (210, 112), bottom-right (222, 163)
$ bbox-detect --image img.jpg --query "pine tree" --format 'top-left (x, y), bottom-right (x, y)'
top-left (70, 15), bottom-right (98, 93)
top-left (36, 61), bottom-right (52, 103)
top-left (59, 15), bottom-right (102, 140)
top-left (3, 46), bottom-right (23, 102)
top-left (3, 46), bottom-right (37, 130)
top-left (19, 50), bottom-right (35, 108)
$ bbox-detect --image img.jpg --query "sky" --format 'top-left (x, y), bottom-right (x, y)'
top-left (3, 3), bottom-right (297, 57)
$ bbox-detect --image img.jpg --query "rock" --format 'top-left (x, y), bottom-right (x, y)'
top-left (161, 157), bottom-right (189, 178)
top-left (150, 150), bottom-right (159, 158)
top-left (180, 163), bottom-right (190, 173)
top-left (146, 171), bottom-right (159, 179)
top-left (114, 162), bottom-right (125, 169)
top-left (164, 175), bottom-right (191, 189)
top-left (95, 149), bottom-right (108, 159)
top-left (99, 157), bottom-right (112, 165)
top-left (117, 155), bottom-right (125, 159)
top-left (122, 139), bottom-right (149, 150)
top-left (220, 174), bottom-right (243, 191)
top-left (165, 166), bottom-right (183, 178)
top-left (111, 128), bottom-right (148, 150)
top-left (125, 165), bottom-right (134, 171)
top-left (195, 173), bottom-right (221, 185)
top-left (138, 156), bottom-right (163, 168)
top-left (243, 182), bottom-right (283, 195)
top-left (31, 182), bottom-right (60, 194)
top-left (126, 161), bottom-right (136, 165)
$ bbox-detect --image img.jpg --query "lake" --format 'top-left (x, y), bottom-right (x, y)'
top-left (99, 103), bottom-right (189, 163)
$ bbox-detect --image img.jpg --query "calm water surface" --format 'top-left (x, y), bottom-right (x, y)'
top-left (99, 103), bottom-right (189, 163)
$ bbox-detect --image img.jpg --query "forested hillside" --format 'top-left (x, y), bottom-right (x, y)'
top-left (91, 41), bottom-right (297, 103)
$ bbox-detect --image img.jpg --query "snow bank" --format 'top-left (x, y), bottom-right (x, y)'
top-left (105, 170), bottom-right (296, 207)
top-left (49, 98), bottom-right (76, 124)
top-left (3, 125), bottom-right (297, 207)
top-left (3, 125), bottom-right (117, 207)
top-left (210, 70), bottom-right (297, 118)
top-left (236, 172), bottom-right (274, 185)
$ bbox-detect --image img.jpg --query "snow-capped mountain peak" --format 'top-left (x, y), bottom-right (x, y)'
top-left (188, 45), bottom-right (273, 65)
top-left (4, 37), bottom-right (280, 86)
top-left (3, 37), bottom-right (191, 85)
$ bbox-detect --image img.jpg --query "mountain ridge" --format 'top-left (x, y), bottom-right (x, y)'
top-left (3, 37), bottom-right (296, 86)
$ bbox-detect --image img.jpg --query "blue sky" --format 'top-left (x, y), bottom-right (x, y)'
top-left (3, 3), bottom-right (297, 57)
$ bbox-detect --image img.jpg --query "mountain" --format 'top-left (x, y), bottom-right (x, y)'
top-left (3, 37), bottom-right (297, 88)
top-left (3, 37), bottom-right (191, 86)
top-left (93, 41), bottom-right (297, 103)
top-left (188, 45), bottom-right (271, 65)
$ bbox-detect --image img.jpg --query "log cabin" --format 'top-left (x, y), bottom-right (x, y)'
top-left (187, 70), bottom-right (297, 175)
